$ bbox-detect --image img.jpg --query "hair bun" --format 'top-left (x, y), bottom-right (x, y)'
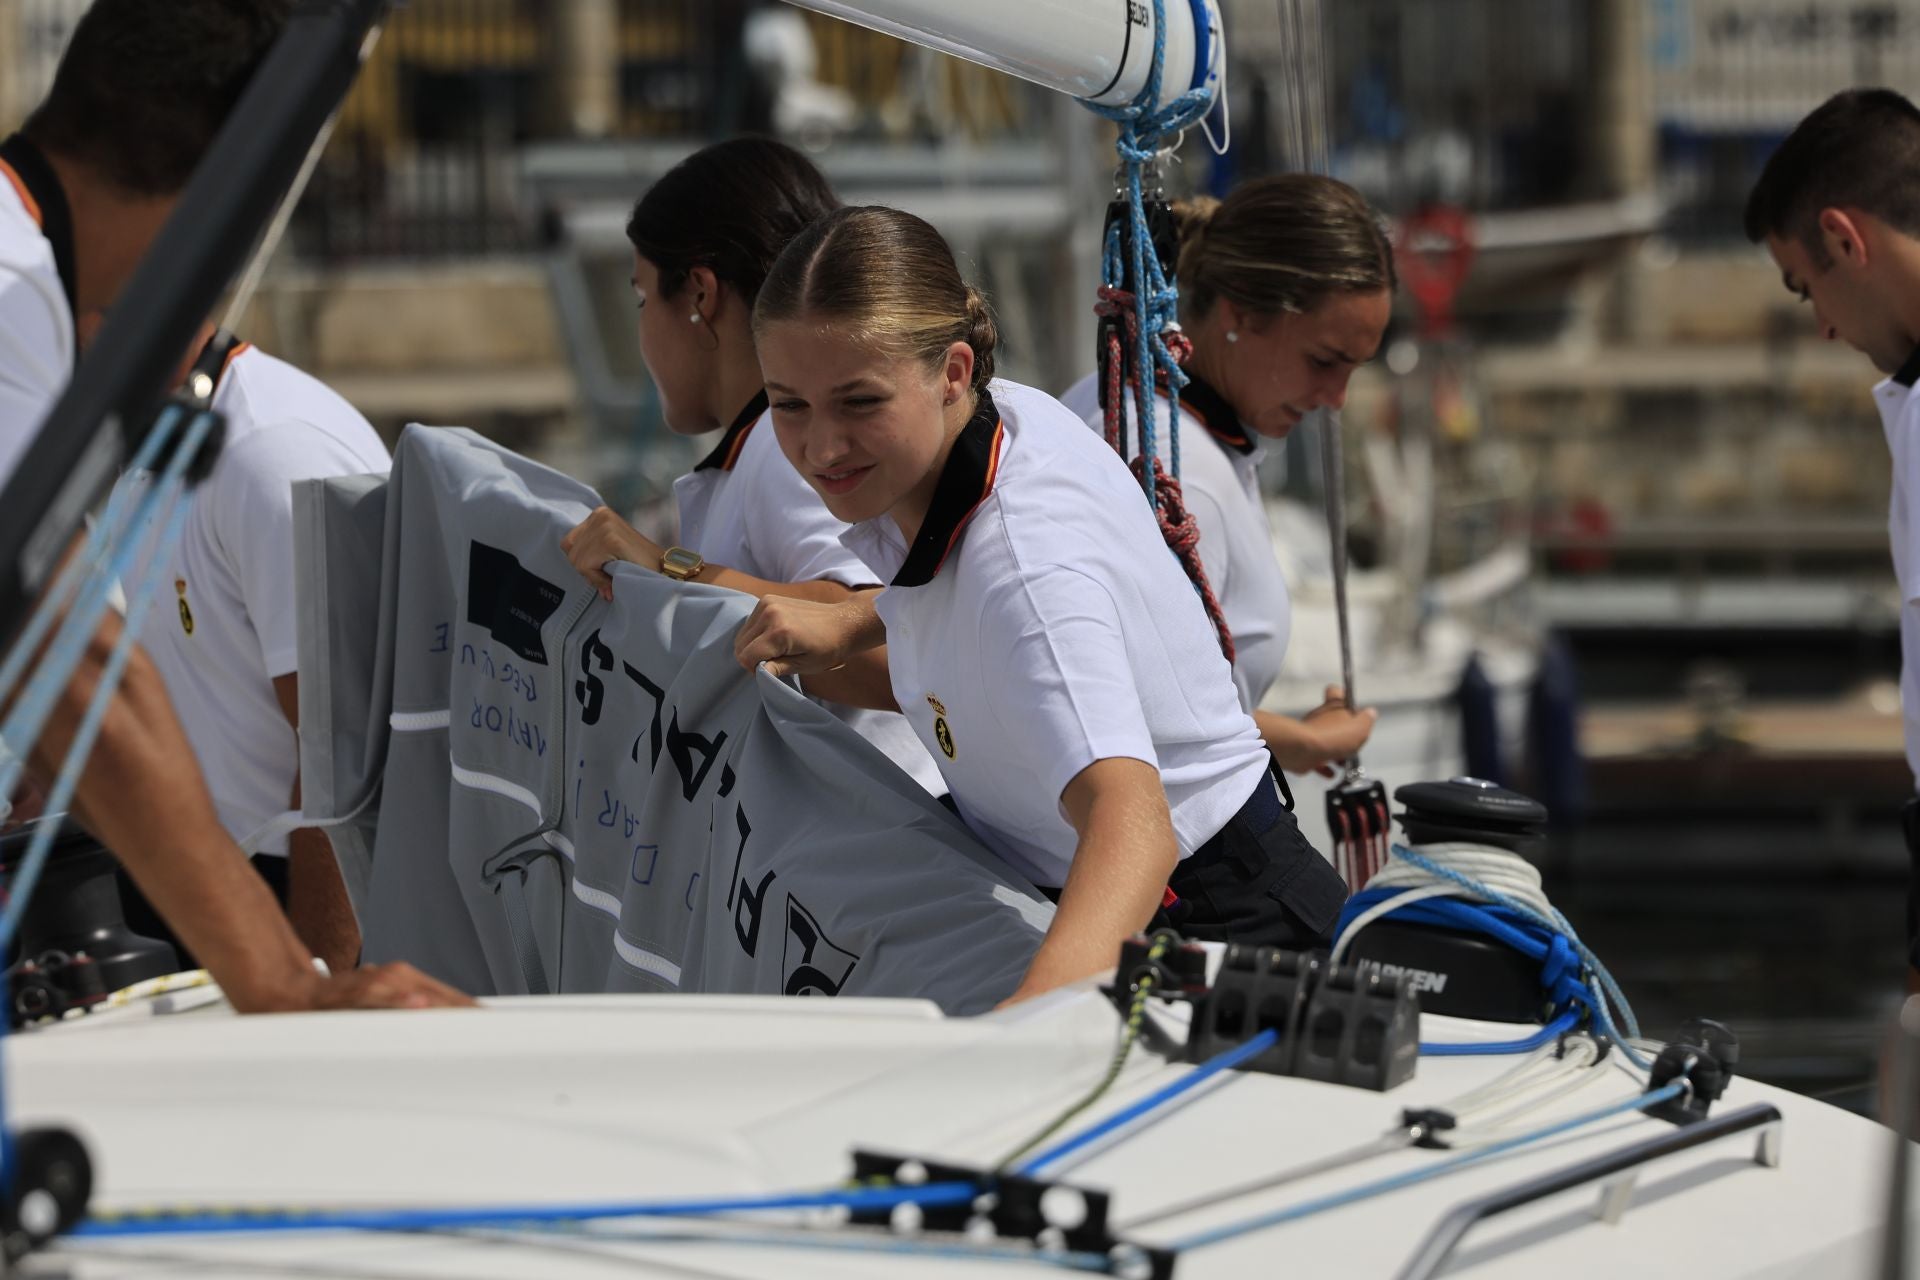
top-left (1171, 196), bottom-right (1222, 244)
top-left (963, 285), bottom-right (998, 391)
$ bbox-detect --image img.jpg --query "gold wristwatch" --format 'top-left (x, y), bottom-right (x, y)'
top-left (659, 546), bottom-right (705, 582)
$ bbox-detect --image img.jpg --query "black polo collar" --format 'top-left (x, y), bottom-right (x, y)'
top-left (0, 134), bottom-right (78, 331)
top-left (694, 390), bottom-right (771, 472)
top-left (891, 389), bottom-right (1005, 588)
top-left (1895, 344), bottom-right (1920, 389)
top-left (1172, 370), bottom-right (1256, 455)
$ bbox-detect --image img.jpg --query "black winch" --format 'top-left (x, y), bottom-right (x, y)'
top-left (0, 820), bottom-right (179, 1026)
top-left (1340, 778), bottom-right (1558, 1025)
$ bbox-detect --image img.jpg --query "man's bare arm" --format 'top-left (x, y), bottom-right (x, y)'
top-left (273, 672), bottom-right (361, 975)
top-left (20, 608), bottom-right (466, 1010)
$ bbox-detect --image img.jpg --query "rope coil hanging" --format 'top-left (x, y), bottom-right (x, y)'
top-left (1083, 0), bottom-right (1235, 662)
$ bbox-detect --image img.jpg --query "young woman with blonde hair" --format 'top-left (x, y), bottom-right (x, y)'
top-left (735, 206), bottom-right (1347, 1002)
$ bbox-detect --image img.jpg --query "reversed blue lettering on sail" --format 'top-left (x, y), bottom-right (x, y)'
top-left (461, 641), bottom-right (537, 701)
top-left (469, 697), bottom-right (547, 757)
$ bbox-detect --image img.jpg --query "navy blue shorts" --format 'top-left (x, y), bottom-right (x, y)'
top-left (1153, 764), bottom-right (1349, 950)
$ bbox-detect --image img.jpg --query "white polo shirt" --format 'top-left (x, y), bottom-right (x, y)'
top-left (121, 340), bottom-right (390, 854)
top-left (0, 135), bottom-right (78, 486)
top-left (840, 378), bottom-right (1272, 889)
top-left (1059, 370), bottom-right (1292, 713)
top-left (1877, 348), bottom-right (1920, 792)
top-left (672, 393), bottom-right (943, 794)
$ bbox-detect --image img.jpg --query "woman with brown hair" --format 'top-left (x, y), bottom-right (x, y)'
top-left (557, 137), bottom-right (940, 793)
top-left (734, 206), bottom-right (1348, 1003)
top-left (1061, 174), bottom-right (1394, 778)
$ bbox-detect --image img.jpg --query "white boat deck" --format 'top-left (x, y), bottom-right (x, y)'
top-left (8, 984), bottom-right (1904, 1278)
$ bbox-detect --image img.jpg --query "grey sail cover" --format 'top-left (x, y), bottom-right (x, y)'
top-left (294, 425), bottom-right (1049, 1014)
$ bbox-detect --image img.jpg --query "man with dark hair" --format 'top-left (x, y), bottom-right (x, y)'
top-left (0, 0), bottom-right (465, 1011)
top-left (1745, 88), bottom-right (1920, 376)
top-left (24, 0), bottom-right (291, 197)
top-left (1747, 87), bottom-right (1920, 992)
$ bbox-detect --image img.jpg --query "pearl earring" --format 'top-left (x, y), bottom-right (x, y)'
top-left (1225, 330), bottom-right (1239, 344)
top-left (689, 312), bottom-right (702, 324)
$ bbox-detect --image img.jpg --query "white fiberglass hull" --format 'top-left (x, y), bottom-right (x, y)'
top-left (9, 986), bottom-right (1903, 1278)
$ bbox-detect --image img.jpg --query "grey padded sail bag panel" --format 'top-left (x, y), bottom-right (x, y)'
top-left (294, 425), bottom-right (1048, 1014)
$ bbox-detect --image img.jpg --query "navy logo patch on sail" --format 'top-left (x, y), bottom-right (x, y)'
top-left (466, 541), bottom-right (566, 665)
top-left (783, 896), bottom-right (860, 997)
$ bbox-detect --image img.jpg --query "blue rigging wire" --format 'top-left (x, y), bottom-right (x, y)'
top-left (0, 404), bottom-right (190, 807)
top-left (1167, 1080), bottom-right (1686, 1252)
top-left (1018, 1027), bottom-right (1278, 1177)
top-left (0, 404), bottom-right (215, 1196)
top-left (0, 408), bottom-right (215, 952)
top-left (75, 1181), bottom-right (982, 1240)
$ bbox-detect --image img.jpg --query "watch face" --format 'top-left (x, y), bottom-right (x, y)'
top-left (663, 548), bottom-right (702, 579)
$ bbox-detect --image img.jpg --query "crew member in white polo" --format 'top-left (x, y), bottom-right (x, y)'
top-left (737, 207), bottom-right (1349, 1002)
top-left (0, 0), bottom-right (462, 1012)
top-left (119, 330), bottom-right (389, 974)
top-left (1745, 89), bottom-right (1920, 991)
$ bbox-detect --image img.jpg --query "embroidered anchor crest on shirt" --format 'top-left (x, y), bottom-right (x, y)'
top-left (926, 693), bottom-right (955, 760)
top-left (175, 578), bottom-right (194, 636)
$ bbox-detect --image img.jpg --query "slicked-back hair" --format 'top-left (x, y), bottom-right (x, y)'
top-left (1744, 88), bottom-right (1920, 265)
top-left (23, 0), bottom-right (291, 197)
top-left (626, 136), bottom-right (840, 306)
top-left (754, 206), bottom-right (999, 395)
top-left (1173, 174), bottom-right (1395, 324)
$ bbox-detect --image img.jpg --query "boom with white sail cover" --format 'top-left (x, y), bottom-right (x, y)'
top-left (780, 0), bottom-right (1223, 111)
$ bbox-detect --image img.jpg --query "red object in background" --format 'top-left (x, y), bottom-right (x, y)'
top-left (1547, 497), bottom-right (1615, 574)
top-left (1397, 204), bottom-right (1477, 340)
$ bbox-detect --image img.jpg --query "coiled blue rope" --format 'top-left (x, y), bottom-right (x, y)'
top-left (1336, 844), bottom-right (1650, 1070)
top-left (1080, 0), bottom-right (1217, 503)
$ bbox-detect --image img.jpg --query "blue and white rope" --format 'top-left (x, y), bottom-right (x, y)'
top-left (74, 1182), bottom-right (986, 1240)
top-left (1080, 0), bottom-right (1217, 502)
top-left (1334, 842), bottom-right (1650, 1070)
